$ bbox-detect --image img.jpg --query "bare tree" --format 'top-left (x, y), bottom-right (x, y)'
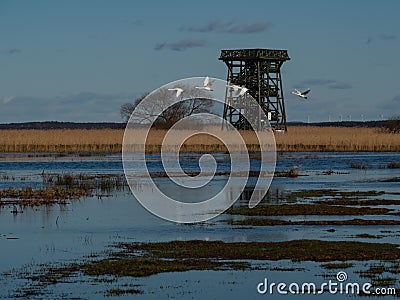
top-left (120, 103), bottom-right (135, 122)
top-left (120, 87), bottom-right (212, 128)
top-left (120, 93), bottom-right (148, 122)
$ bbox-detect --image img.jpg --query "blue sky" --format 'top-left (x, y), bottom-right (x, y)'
top-left (1, 0), bottom-right (399, 123)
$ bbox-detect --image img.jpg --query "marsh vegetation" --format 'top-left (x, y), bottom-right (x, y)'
top-left (1, 126), bottom-right (400, 153)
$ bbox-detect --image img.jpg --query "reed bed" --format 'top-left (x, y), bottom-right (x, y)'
top-left (275, 126), bottom-right (400, 152)
top-left (0, 129), bottom-right (123, 153)
top-left (0, 126), bottom-right (399, 153)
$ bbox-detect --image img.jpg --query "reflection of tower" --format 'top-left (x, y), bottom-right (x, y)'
top-left (219, 49), bottom-right (290, 131)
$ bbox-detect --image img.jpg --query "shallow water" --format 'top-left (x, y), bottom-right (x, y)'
top-left (0, 152), bottom-right (399, 299)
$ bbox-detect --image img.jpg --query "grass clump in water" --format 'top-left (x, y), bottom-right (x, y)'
top-left (0, 186), bottom-right (91, 206)
top-left (226, 204), bottom-right (390, 216)
top-left (32, 256), bottom-right (249, 286)
top-left (321, 262), bottom-right (354, 270)
top-left (387, 162), bottom-right (400, 169)
top-left (0, 172), bottom-right (127, 207)
top-left (287, 189), bottom-right (385, 200)
top-left (80, 257), bottom-right (245, 277)
top-left (117, 240), bottom-right (400, 262)
top-left (105, 288), bottom-right (143, 296)
top-left (355, 233), bottom-right (382, 239)
top-left (381, 177), bottom-right (400, 182)
top-left (316, 199), bottom-right (398, 206)
top-left (227, 218), bottom-right (400, 227)
top-left (275, 167), bottom-right (300, 178)
top-left (349, 162), bottom-right (370, 169)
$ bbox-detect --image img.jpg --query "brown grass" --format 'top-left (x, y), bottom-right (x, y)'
top-left (226, 203), bottom-right (390, 216)
top-left (118, 239), bottom-right (400, 262)
top-left (227, 218), bottom-right (400, 226)
top-left (0, 126), bottom-right (399, 153)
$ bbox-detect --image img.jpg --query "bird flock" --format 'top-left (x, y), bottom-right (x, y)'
top-left (167, 76), bottom-right (251, 98)
top-left (168, 77), bottom-right (313, 103)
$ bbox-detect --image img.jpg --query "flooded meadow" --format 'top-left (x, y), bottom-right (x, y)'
top-left (0, 152), bottom-right (399, 299)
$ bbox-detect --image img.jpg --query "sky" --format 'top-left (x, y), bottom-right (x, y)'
top-left (1, 0), bottom-right (399, 123)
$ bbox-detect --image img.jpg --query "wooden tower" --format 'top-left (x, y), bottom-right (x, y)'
top-left (219, 48), bottom-right (290, 131)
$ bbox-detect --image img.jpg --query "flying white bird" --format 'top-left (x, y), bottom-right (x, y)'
top-left (274, 129), bottom-right (285, 133)
top-left (291, 88), bottom-right (311, 99)
top-left (195, 76), bottom-right (214, 91)
top-left (2, 96), bottom-right (15, 104)
top-left (168, 88), bottom-right (184, 97)
top-left (238, 87), bottom-right (248, 96)
top-left (226, 83), bottom-right (240, 93)
top-left (226, 84), bottom-right (248, 96)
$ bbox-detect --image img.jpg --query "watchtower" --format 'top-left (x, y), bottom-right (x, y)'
top-left (219, 48), bottom-right (290, 131)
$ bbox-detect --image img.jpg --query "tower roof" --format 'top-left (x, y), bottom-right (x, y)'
top-left (219, 48), bottom-right (290, 61)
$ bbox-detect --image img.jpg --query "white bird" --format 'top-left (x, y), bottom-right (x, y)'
top-left (167, 88), bottom-right (184, 97)
top-left (2, 96), bottom-right (15, 104)
top-left (226, 84), bottom-right (248, 96)
top-left (226, 83), bottom-right (240, 93)
top-left (238, 87), bottom-right (248, 96)
top-left (291, 88), bottom-right (311, 99)
top-left (195, 76), bottom-right (214, 91)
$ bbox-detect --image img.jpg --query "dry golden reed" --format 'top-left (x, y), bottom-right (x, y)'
top-left (0, 126), bottom-right (399, 153)
top-left (274, 126), bottom-right (400, 152)
top-left (0, 129), bottom-right (123, 153)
